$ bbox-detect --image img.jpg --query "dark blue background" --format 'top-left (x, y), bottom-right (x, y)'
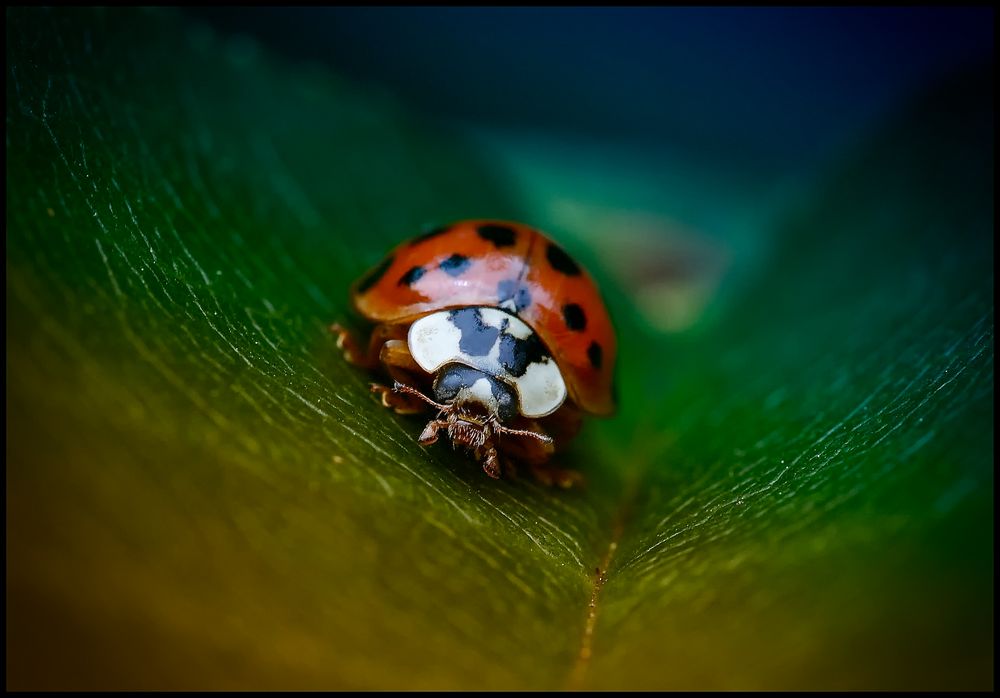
top-left (186, 7), bottom-right (992, 172)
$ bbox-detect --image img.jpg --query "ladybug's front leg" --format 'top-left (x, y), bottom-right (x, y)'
top-left (418, 418), bottom-right (449, 445)
top-left (479, 445), bottom-right (502, 479)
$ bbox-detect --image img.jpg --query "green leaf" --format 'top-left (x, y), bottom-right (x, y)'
top-left (582, 68), bottom-right (994, 690)
top-left (7, 8), bottom-right (992, 690)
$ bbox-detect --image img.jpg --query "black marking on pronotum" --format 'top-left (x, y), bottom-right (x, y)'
top-left (398, 265), bottom-right (426, 286)
top-left (410, 224), bottom-right (451, 245)
top-left (440, 254), bottom-right (472, 276)
top-left (546, 243), bottom-right (581, 276)
top-left (449, 308), bottom-right (501, 356)
top-left (357, 255), bottom-right (394, 293)
top-left (587, 341), bottom-right (603, 370)
top-left (562, 303), bottom-right (587, 331)
top-left (499, 332), bottom-right (548, 378)
top-left (477, 223), bottom-right (517, 248)
top-left (497, 279), bottom-right (532, 312)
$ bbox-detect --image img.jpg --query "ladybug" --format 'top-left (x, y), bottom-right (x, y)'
top-left (331, 220), bottom-right (616, 486)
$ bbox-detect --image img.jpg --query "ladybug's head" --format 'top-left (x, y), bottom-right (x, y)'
top-left (428, 364), bottom-right (524, 453)
top-left (432, 364), bottom-right (518, 423)
top-left (391, 366), bottom-right (552, 476)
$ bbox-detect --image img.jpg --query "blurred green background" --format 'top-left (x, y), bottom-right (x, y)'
top-left (6, 7), bottom-right (993, 690)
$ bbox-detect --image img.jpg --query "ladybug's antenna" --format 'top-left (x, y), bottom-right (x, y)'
top-left (496, 423), bottom-right (554, 444)
top-left (391, 381), bottom-right (449, 411)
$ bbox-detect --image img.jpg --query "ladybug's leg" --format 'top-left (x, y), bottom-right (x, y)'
top-left (499, 419), bottom-right (584, 488)
top-left (329, 322), bottom-right (374, 368)
top-left (331, 321), bottom-right (427, 414)
top-left (417, 418), bottom-right (450, 445)
top-left (527, 462), bottom-right (585, 489)
top-left (480, 444), bottom-right (502, 479)
top-left (330, 322), bottom-right (407, 370)
top-left (370, 384), bottom-right (428, 415)
top-left (370, 339), bottom-right (429, 415)
top-left (379, 339), bottom-right (421, 374)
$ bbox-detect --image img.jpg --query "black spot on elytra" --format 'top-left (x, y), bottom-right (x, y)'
top-left (398, 265), bottom-right (425, 286)
top-left (587, 341), bottom-right (603, 370)
top-left (499, 332), bottom-right (548, 377)
top-left (410, 224), bottom-right (451, 245)
top-left (440, 254), bottom-right (472, 276)
top-left (497, 279), bottom-right (532, 312)
top-left (357, 255), bottom-right (394, 293)
top-left (477, 223), bottom-right (517, 248)
top-left (562, 303), bottom-right (587, 331)
top-left (449, 308), bottom-right (501, 356)
top-left (546, 243), bottom-right (581, 276)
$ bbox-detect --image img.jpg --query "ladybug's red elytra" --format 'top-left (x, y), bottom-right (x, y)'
top-left (332, 220), bottom-right (616, 486)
